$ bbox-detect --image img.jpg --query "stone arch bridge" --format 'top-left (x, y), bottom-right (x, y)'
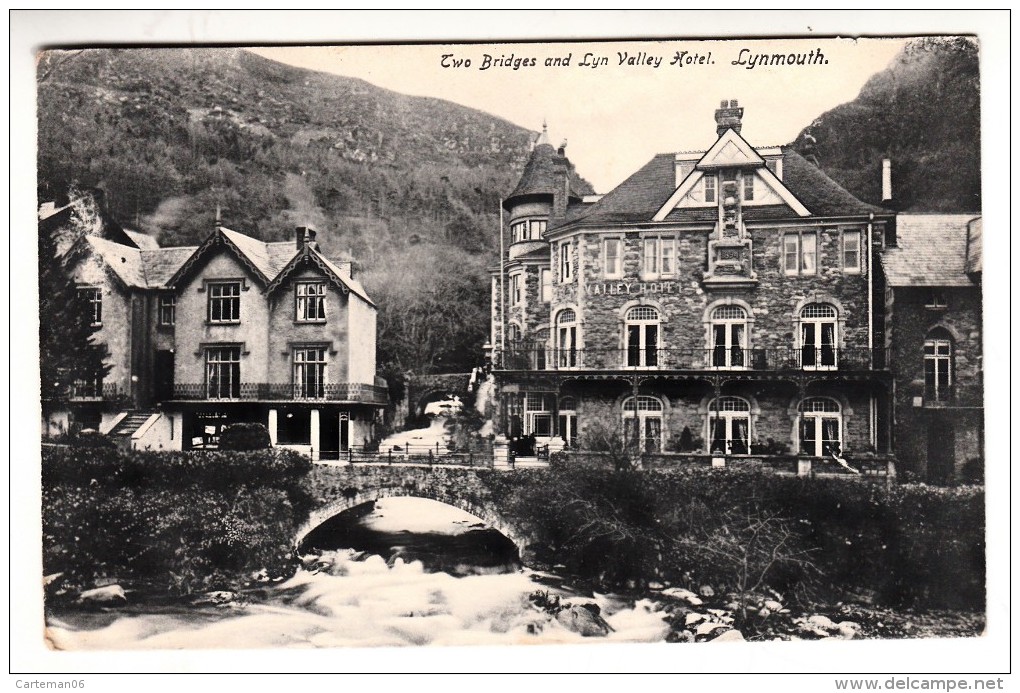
top-left (399, 372), bottom-right (474, 421)
top-left (297, 464), bottom-right (531, 555)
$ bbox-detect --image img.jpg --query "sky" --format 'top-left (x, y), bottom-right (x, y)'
top-left (9, 9), bottom-right (1012, 681)
top-left (250, 38), bottom-right (907, 193)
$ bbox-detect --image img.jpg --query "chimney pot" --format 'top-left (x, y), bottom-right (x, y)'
top-left (295, 225), bottom-right (318, 250)
top-left (720, 100), bottom-right (728, 108)
top-left (714, 98), bottom-right (745, 136)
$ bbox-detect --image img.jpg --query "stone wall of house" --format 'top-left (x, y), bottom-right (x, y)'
top-left (889, 284), bottom-right (984, 480)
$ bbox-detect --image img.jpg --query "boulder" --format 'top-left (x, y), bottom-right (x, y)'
top-left (807, 614), bottom-right (839, 632)
top-left (699, 585), bottom-right (715, 597)
top-left (695, 621), bottom-right (729, 637)
top-left (193, 590), bottom-right (237, 606)
top-left (711, 629), bottom-right (746, 643)
top-left (78, 584), bottom-right (127, 604)
top-left (556, 604), bottom-right (613, 637)
top-left (836, 621), bottom-right (862, 640)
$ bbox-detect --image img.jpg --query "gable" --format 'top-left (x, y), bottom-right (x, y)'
top-left (697, 129), bottom-right (764, 169)
top-left (167, 228), bottom-right (273, 289)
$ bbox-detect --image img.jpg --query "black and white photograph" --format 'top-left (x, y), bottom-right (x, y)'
top-left (12, 10), bottom-right (1009, 682)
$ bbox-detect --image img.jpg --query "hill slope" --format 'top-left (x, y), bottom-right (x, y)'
top-left (37, 47), bottom-right (543, 377)
top-left (791, 37), bottom-right (980, 213)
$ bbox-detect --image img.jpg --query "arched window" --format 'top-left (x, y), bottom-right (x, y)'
top-left (559, 396), bottom-right (578, 448)
top-left (622, 396), bottom-right (663, 453)
top-left (625, 306), bottom-right (660, 368)
top-left (924, 329), bottom-right (953, 401)
top-left (706, 396), bottom-right (751, 455)
top-left (556, 309), bottom-right (579, 368)
top-left (710, 305), bottom-right (748, 369)
top-left (507, 323), bottom-right (521, 343)
top-left (798, 397), bottom-right (842, 457)
top-left (800, 303), bottom-right (838, 369)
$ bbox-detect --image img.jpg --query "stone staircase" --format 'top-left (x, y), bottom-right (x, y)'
top-left (108, 411), bottom-right (157, 441)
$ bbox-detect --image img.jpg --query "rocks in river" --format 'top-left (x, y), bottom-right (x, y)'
top-left (556, 604), bottom-right (613, 637)
top-left (711, 628), bottom-right (746, 643)
top-left (193, 590), bottom-right (239, 607)
top-left (78, 584), bottom-right (127, 604)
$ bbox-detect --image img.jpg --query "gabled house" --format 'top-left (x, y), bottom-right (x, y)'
top-left (489, 100), bottom-right (896, 474)
top-left (43, 210), bottom-right (386, 458)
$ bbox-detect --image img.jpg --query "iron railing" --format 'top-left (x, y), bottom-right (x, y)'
top-left (492, 346), bottom-right (890, 372)
top-left (69, 380), bottom-right (125, 401)
top-left (172, 382), bottom-right (389, 405)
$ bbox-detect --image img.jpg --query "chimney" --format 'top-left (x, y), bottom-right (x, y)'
top-left (295, 225), bottom-right (317, 250)
top-left (882, 159), bottom-right (893, 202)
top-left (715, 99), bottom-right (744, 136)
top-left (552, 156), bottom-right (568, 220)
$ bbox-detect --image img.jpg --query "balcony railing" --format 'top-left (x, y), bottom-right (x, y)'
top-left (492, 347), bottom-right (890, 372)
top-left (172, 382), bottom-right (389, 405)
top-left (69, 380), bottom-right (125, 401)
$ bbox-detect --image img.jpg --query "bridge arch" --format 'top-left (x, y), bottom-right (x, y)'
top-left (297, 467), bottom-right (528, 553)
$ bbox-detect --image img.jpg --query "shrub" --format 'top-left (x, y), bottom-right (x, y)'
top-left (490, 461), bottom-right (984, 610)
top-left (218, 422), bottom-right (271, 451)
top-left (41, 446), bottom-right (313, 594)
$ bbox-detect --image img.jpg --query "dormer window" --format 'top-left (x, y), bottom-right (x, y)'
top-left (704, 174), bottom-right (717, 203)
top-left (208, 282), bottom-right (241, 324)
top-left (925, 290), bottom-right (948, 310)
top-left (296, 281), bottom-right (327, 322)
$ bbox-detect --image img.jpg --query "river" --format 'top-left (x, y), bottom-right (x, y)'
top-left (45, 497), bottom-right (672, 649)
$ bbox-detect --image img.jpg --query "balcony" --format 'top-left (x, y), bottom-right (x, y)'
top-left (69, 380), bottom-right (126, 402)
top-left (492, 346), bottom-right (890, 373)
top-left (171, 382), bottom-right (389, 406)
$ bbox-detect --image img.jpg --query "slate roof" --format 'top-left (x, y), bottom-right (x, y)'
top-left (553, 146), bottom-right (888, 230)
top-left (124, 229), bottom-right (161, 250)
top-left (141, 246), bottom-right (199, 287)
top-left (505, 143), bottom-right (595, 207)
top-left (881, 214), bottom-right (983, 287)
top-left (86, 236), bottom-right (146, 288)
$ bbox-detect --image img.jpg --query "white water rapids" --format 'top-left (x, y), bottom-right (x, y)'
top-left (46, 498), bottom-right (672, 650)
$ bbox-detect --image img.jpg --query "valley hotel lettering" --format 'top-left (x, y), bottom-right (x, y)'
top-left (584, 281), bottom-right (681, 296)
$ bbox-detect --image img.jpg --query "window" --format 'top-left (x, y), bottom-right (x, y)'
top-left (704, 174), bottom-right (717, 203)
top-left (511, 219), bottom-right (547, 243)
top-left (556, 309), bottom-right (578, 368)
top-left (510, 274), bottom-right (522, 306)
top-left (506, 323), bottom-right (521, 342)
top-left (158, 294), bottom-right (176, 326)
top-left (604, 238), bottom-right (622, 278)
top-left (622, 396), bottom-right (663, 453)
top-left (540, 269), bottom-right (552, 302)
top-left (559, 396), bottom-right (578, 448)
top-left (800, 303), bottom-right (838, 369)
top-left (525, 392), bottom-right (554, 437)
top-left (707, 396), bottom-right (751, 455)
top-left (206, 346), bottom-right (240, 399)
top-left (925, 290), bottom-right (948, 309)
top-left (208, 282), bottom-right (241, 323)
top-left (533, 327), bottom-right (550, 370)
top-left (710, 305), bottom-right (748, 368)
top-left (625, 306), bottom-right (659, 368)
top-left (743, 173), bottom-right (755, 201)
top-left (296, 282), bottom-right (327, 322)
top-left (924, 331), bottom-right (953, 401)
top-left (642, 237), bottom-right (677, 278)
top-left (842, 230), bottom-right (862, 273)
top-left (798, 397), bottom-right (842, 457)
top-left (559, 241), bottom-right (573, 282)
top-left (78, 287), bottom-right (102, 326)
top-left (294, 346), bottom-right (327, 399)
top-left (783, 231), bottom-right (817, 275)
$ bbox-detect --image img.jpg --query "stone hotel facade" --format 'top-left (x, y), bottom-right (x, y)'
top-left (487, 101), bottom-right (983, 481)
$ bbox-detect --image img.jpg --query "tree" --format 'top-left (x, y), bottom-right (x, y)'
top-left (38, 223), bottom-right (111, 414)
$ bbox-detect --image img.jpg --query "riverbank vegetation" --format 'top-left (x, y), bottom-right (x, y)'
top-left (42, 445), bottom-right (313, 599)
top-left (485, 462), bottom-right (985, 614)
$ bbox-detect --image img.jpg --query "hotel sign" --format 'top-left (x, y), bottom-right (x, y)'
top-left (584, 281), bottom-right (682, 296)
